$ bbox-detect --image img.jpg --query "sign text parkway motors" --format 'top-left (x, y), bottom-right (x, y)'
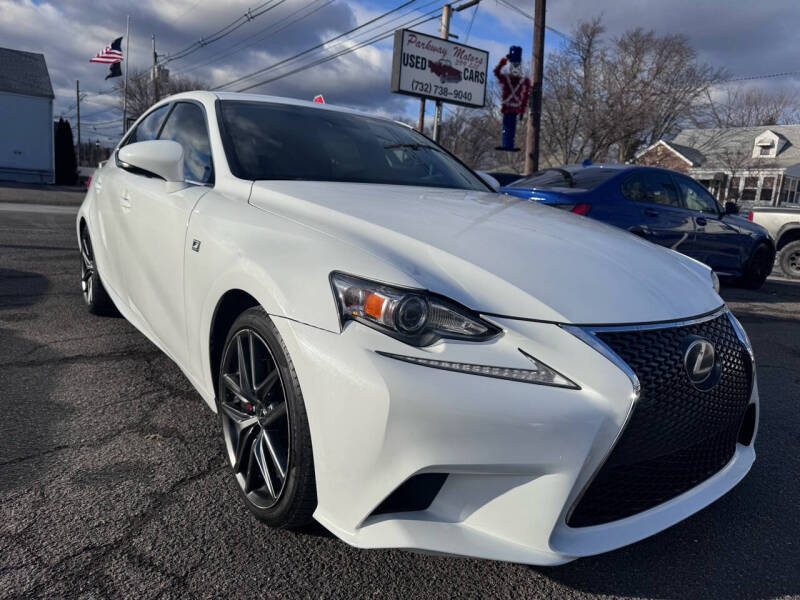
top-left (391, 29), bottom-right (488, 109)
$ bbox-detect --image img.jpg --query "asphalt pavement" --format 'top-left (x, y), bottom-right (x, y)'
top-left (1, 191), bottom-right (799, 599)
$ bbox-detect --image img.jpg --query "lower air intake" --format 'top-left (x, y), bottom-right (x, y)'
top-left (370, 473), bottom-right (448, 516)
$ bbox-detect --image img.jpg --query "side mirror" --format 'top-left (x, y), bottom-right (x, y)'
top-left (476, 170), bottom-right (501, 192)
top-left (724, 201), bottom-right (739, 215)
top-left (117, 140), bottom-right (185, 192)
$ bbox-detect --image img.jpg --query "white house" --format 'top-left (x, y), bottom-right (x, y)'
top-left (0, 47), bottom-right (55, 184)
top-left (636, 124), bottom-right (800, 207)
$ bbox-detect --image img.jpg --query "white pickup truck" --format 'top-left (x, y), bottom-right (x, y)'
top-left (749, 206), bottom-right (800, 278)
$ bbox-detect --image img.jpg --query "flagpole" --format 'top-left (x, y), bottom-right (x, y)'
top-left (123, 15), bottom-right (130, 133)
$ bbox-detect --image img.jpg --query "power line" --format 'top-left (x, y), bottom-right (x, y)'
top-left (161, 0), bottom-right (290, 65)
top-left (236, 9), bottom-right (440, 92)
top-left (218, 0), bottom-right (441, 92)
top-left (464, 2), bottom-right (479, 43)
top-left (164, 0), bottom-right (205, 28)
top-left (213, 0), bottom-right (417, 91)
top-left (722, 70), bottom-right (800, 83)
top-left (495, 0), bottom-right (572, 42)
top-left (176, 0), bottom-right (336, 75)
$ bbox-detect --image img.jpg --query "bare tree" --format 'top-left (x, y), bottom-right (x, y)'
top-left (703, 87), bottom-right (800, 128)
top-left (612, 30), bottom-right (724, 161)
top-left (540, 19), bottom-right (606, 165)
top-left (538, 19), bottom-right (722, 164)
top-left (113, 68), bottom-right (209, 120)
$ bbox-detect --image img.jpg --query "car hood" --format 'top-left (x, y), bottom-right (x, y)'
top-left (249, 181), bottom-right (721, 324)
top-left (723, 213), bottom-right (769, 237)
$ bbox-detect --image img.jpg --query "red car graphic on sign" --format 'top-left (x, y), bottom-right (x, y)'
top-left (429, 59), bottom-right (462, 84)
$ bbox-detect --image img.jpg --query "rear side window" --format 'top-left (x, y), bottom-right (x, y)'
top-left (621, 172), bottom-right (680, 207)
top-left (509, 168), bottom-right (618, 190)
top-left (124, 104), bottom-right (170, 146)
top-left (158, 102), bottom-right (214, 184)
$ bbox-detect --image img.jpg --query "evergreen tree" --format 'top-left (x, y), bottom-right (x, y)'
top-left (54, 118), bottom-right (78, 185)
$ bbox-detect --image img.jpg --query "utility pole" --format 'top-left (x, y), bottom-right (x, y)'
top-left (417, 98), bottom-right (425, 133)
top-left (430, 1), bottom-right (480, 140)
top-left (431, 3), bottom-right (452, 143)
top-left (123, 15), bottom-right (130, 132)
top-left (152, 34), bottom-right (159, 103)
top-left (524, 0), bottom-right (546, 175)
top-left (76, 80), bottom-right (81, 166)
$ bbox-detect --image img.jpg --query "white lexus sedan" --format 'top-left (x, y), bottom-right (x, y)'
top-left (77, 91), bottom-right (758, 565)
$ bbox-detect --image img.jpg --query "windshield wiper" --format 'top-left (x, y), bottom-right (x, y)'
top-left (384, 143), bottom-right (444, 153)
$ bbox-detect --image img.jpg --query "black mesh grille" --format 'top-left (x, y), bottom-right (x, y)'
top-left (568, 312), bottom-right (753, 528)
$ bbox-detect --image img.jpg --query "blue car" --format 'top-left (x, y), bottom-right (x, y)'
top-left (500, 165), bottom-right (775, 289)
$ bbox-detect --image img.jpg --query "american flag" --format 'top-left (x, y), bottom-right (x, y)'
top-left (90, 37), bottom-right (123, 64)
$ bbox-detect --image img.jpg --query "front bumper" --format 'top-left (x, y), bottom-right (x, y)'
top-left (272, 312), bottom-right (758, 565)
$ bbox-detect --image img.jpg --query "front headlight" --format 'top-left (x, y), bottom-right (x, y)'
top-left (711, 270), bottom-right (720, 293)
top-left (330, 272), bottom-right (501, 346)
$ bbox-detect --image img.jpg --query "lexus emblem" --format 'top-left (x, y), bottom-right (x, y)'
top-left (683, 337), bottom-right (719, 390)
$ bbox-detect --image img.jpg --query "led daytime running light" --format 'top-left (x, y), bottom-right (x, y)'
top-left (376, 350), bottom-right (579, 389)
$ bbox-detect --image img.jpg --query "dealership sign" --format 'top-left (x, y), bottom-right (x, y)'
top-left (391, 29), bottom-right (488, 109)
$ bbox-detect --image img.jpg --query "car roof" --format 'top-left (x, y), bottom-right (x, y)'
top-left (556, 163), bottom-right (629, 173)
top-left (161, 90), bottom-right (398, 124)
top-left (519, 164), bottom-right (691, 180)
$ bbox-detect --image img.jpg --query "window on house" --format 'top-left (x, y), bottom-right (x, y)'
top-left (760, 145), bottom-right (772, 156)
top-left (760, 176), bottom-right (775, 202)
top-left (728, 177), bottom-right (740, 200)
top-left (741, 176), bottom-right (758, 201)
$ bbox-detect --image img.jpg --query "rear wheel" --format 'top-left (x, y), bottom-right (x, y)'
top-left (79, 227), bottom-right (117, 316)
top-left (779, 240), bottom-right (800, 279)
top-left (217, 307), bottom-right (316, 527)
top-left (739, 242), bottom-right (773, 289)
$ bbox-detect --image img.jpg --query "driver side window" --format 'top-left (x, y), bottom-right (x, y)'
top-left (677, 177), bottom-right (718, 213)
top-left (157, 102), bottom-right (214, 185)
top-left (621, 172), bottom-right (680, 207)
top-left (122, 104), bottom-right (170, 146)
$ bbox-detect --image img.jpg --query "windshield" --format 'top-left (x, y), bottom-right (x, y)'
top-left (510, 167), bottom-right (619, 190)
top-left (218, 101), bottom-right (488, 191)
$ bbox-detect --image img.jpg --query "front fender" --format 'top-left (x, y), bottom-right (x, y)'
top-left (183, 190), bottom-right (418, 407)
top-left (777, 223), bottom-right (800, 250)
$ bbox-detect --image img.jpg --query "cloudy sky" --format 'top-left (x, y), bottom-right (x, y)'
top-left (2, 0), bottom-right (799, 144)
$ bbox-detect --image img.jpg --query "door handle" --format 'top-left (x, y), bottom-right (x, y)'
top-left (644, 208), bottom-right (659, 217)
top-left (120, 191), bottom-right (132, 210)
top-left (696, 217), bottom-right (707, 227)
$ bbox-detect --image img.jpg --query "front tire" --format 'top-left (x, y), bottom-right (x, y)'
top-left (738, 241), bottom-right (773, 289)
top-left (79, 227), bottom-right (117, 316)
top-left (217, 307), bottom-right (316, 528)
top-left (779, 240), bottom-right (800, 279)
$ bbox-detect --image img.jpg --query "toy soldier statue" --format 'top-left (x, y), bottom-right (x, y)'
top-left (494, 46), bottom-right (531, 151)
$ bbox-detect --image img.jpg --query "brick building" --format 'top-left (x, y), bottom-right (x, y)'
top-left (635, 125), bottom-right (800, 207)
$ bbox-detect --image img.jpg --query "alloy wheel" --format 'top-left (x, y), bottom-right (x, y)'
top-left (80, 231), bottom-right (94, 305)
top-left (219, 329), bottom-right (290, 509)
